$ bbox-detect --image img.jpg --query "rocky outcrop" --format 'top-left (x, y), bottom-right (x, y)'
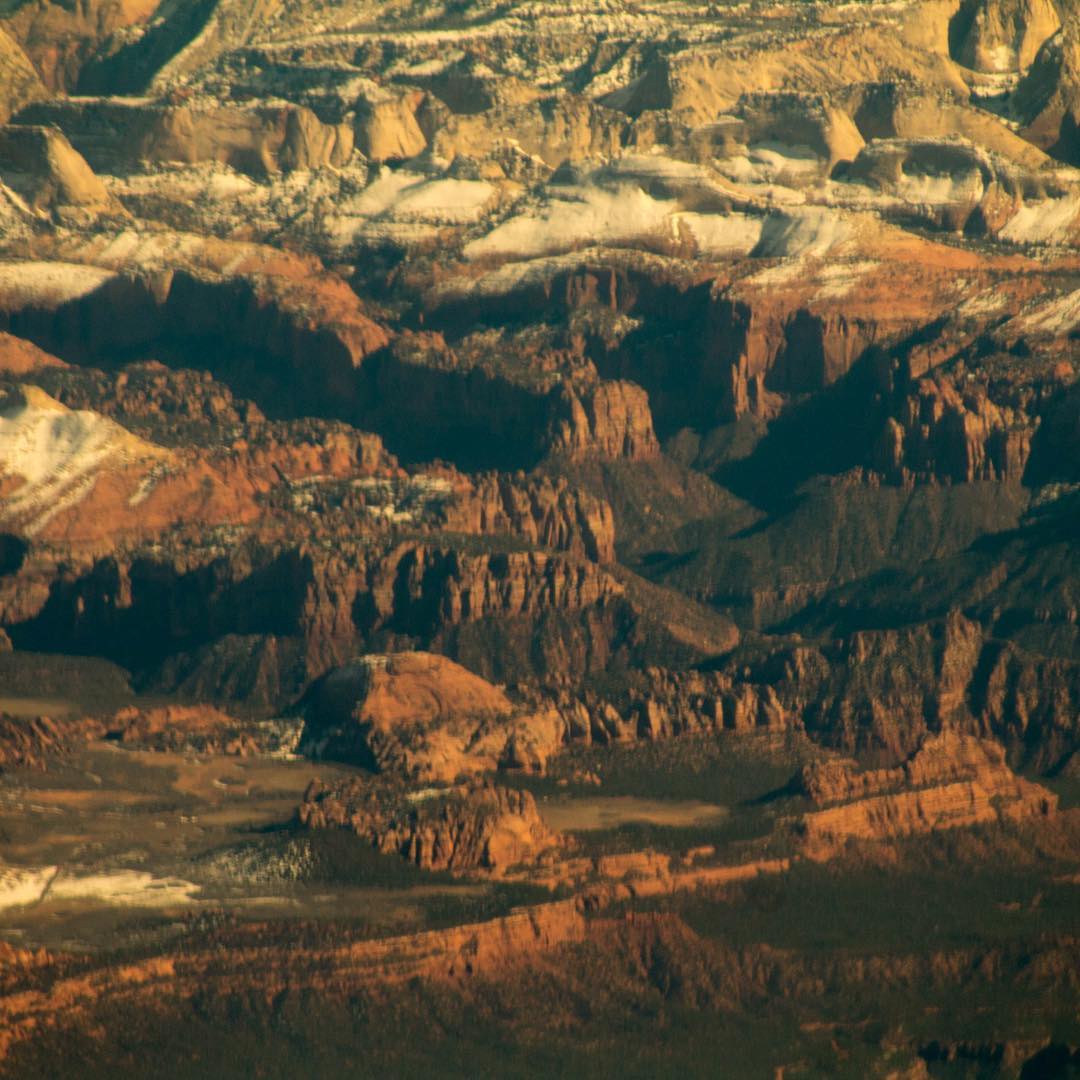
top-left (950, 0), bottom-right (1061, 73)
top-left (0, 28), bottom-right (45, 125)
top-left (302, 652), bottom-right (538, 781)
top-left (873, 373), bottom-right (1033, 483)
top-left (842, 137), bottom-right (1028, 234)
top-left (799, 730), bottom-right (1031, 804)
top-left (0, 332), bottom-right (66, 374)
top-left (0, 384), bottom-right (175, 540)
top-left (299, 779), bottom-right (561, 874)
top-left (14, 97), bottom-right (355, 177)
top-left (354, 84), bottom-right (427, 162)
top-left (0, 124), bottom-right (119, 219)
top-left (432, 95), bottom-right (625, 168)
top-left (737, 92), bottom-right (865, 170)
top-left (0, 713), bottom-right (100, 771)
top-left (797, 732), bottom-right (1058, 855)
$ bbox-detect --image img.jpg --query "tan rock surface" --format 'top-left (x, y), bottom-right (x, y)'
top-left (0, 124), bottom-right (117, 215)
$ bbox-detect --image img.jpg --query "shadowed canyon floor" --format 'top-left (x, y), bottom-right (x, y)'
top-left (0, 0), bottom-right (1079, 1075)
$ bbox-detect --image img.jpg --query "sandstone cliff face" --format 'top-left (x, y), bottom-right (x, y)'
top-left (4, 535), bottom-right (630, 703)
top-left (702, 612), bottom-right (986, 759)
top-left (873, 374), bottom-right (1033, 484)
top-left (361, 334), bottom-right (658, 470)
top-left (0, 897), bottom-right (585, 1063)
top-left (299, 780), bottom-right (560, 875)
top-left (549, 378), bottom-right (659, 462)
top-left (303, 651), bottom-right (571, 780)
top-left (0, 248), bottom-right (391, 418)
top-left (0, 124), bottom-right (118, 218)
top-left (950, 0), bottom-right (1061, 73)
top-left (533, 664), bottom-right (799, 749)
top-left (0, 28), bottom-right (45, 125)
top-left (1, 0), bottom-right (161, 94)
top-left (798, 732), bottom-right (1058, 855)
top-left (443, 473), bottom-right (615, 564)
top-left (1014, 18), bottom-right (1080, 164)
top-left (607, 2), bottom-right (967, 120)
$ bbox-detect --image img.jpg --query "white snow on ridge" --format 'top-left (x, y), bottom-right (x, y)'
top-left (678, 211), bottom-right (763, 256)
top-left (0, 261), bottom-right (116, 311)
top-left (1013, 290), bottom-right (1080, 337)
top-left (811, 260), bottom-right (881, 301)
top-left (327, 169), bottom-right (497, 248)
top-left (0, 387), bottom-right (167, 534)
top-left (0, 865), bottom-right (56, 909)
top-left (0, 865), bottom-right (201, 911)
top-left (999, 192), bottom-right (1080, 245)
top-left (752, 207), bottom-right (853, 259)
top-left (464, 184), bottom-right (675, 260)
top-left (895, 168), bottom-right (984, 207)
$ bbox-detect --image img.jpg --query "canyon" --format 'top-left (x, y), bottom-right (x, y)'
top-left (0, 0), bottom-right (1077, 1076)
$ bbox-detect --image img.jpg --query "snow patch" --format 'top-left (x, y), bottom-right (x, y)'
top-left (896, 169), bottom-right (984, 207)
top-left (326, 169), bottom-right (496, 248)
top-left (811, 260), bottom-right (881, 301)
top-left (0, 261), bottom-right (116, 311)
top-left (465, 184), bottom-right (674, 260)
top-left (678, 212), bottom-right (763, 256)
top-left (752, 208), bottom-right (853, 258)
top-left (0, 387), bottom-right (167, 534)
top-left (717, 142), bottom-right (823, 188)
top-left (1014, 290), bottom-right (1080, 336)
top-left (999, 193), bottom-right (1080, 245)
top-left (0, 865), bottom-right (201, 910)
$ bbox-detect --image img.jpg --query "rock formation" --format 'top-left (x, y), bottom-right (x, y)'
top-left (0, 124), bottom-right (118, 219)
top-left (0, 712), bottom-right (99, 771)
top-left (301, 651), bottom-right (560, 781)
top-left (950, 0), bottom-right (1061, 74)
top-left (0, 0), bottom-right (1078, 1068)
top-left (797, 732), bottom-right (1058, 855)
top-left (299, 779), bottom-right (561, 874)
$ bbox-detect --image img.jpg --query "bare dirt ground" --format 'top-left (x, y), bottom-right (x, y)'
top-left (538, 796), bottom-right (729, 832)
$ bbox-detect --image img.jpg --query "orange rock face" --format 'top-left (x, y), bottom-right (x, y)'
top-left (299, 780), bottom-right (561, 875)
top-left (0, 898), bottom-right (586, 1063)
top-left (351, 652), bottom-right (513, 730)
top-left (0, 333), bottom-right (66, 374)
top-left (303, 652), bottom-right (567, 781)
top-left (798, 732), bottom-right (1058, 856)
top-left (0, 713), bottom-right (100, 771)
